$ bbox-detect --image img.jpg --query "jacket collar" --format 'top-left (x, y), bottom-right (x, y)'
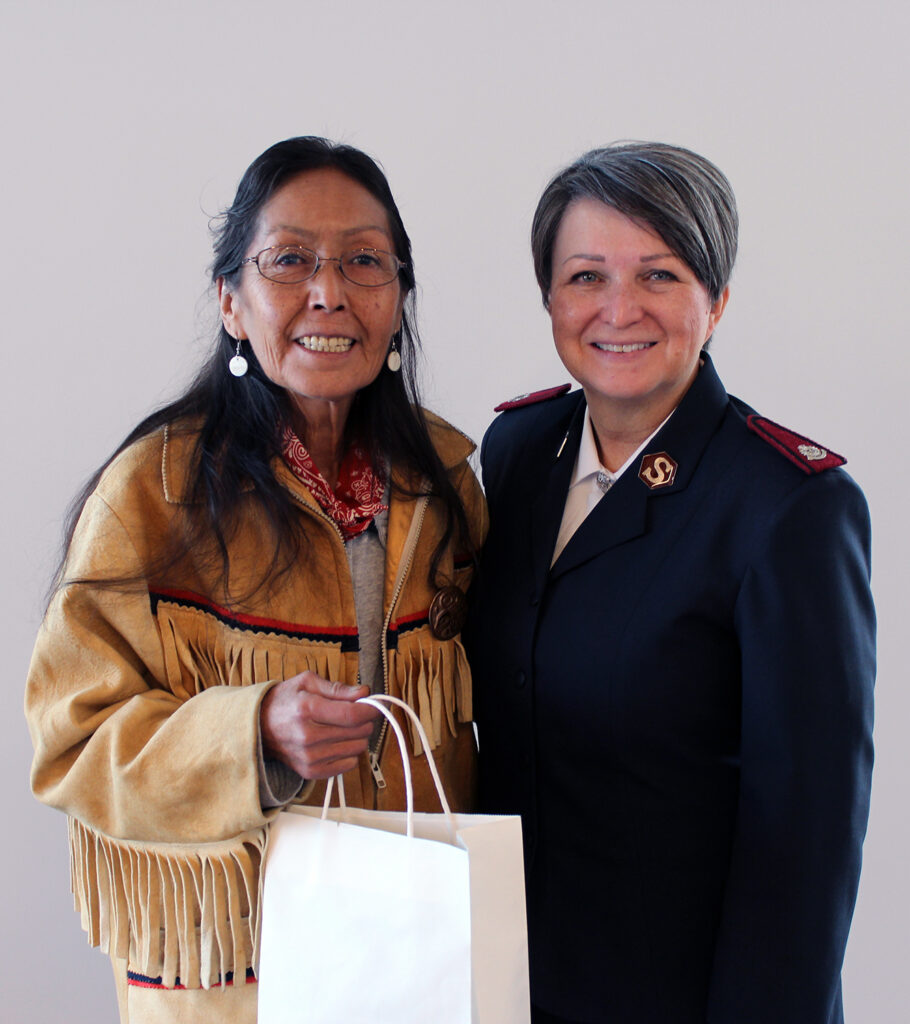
top-left (422, 409), bottom-right (477, 471)
top-left (545, 353), bottom-right (729, 581)
top-left (161, 423), bottom-right (211, 505)
top-left (161, 409), bottom-right (476, 506)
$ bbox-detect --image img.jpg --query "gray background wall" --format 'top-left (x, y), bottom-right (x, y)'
top-left (2, 1), bottom-right (907, 1019)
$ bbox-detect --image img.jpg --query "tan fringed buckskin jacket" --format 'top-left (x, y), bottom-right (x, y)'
top-left (26, 411), bottom-right (486, 1011)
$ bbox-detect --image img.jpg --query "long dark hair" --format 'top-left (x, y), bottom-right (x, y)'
top-left (53, 137), bottom-right (474, 600)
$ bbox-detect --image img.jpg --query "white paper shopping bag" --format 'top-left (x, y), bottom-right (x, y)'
top-left (257, 694), bottom-right (530, 1024)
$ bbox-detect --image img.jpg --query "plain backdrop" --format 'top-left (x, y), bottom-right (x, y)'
top-left (2, 1), bottom-right (907, 1020)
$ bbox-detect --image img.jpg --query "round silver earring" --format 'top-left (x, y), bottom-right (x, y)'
top-left (229, 338), bottom-right (249, 377)
top-left (386, 337), bottom-right (401, 373)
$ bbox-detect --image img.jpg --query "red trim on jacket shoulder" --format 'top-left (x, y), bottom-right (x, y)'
top-left (746, 415), bottom-right (846, 474)
top-left (494, 383), bottom-right (572, 412)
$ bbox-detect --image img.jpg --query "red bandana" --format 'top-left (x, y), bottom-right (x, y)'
top-left (280, 425), bottom-right (388, 541)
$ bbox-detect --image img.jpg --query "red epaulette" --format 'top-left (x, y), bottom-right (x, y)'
top-left (746, 415), bottom-right (846, 474)
top-left (494, 383), bottom-right (571, 412)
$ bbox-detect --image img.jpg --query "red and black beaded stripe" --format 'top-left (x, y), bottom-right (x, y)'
top-left (149, 588), bottom-right (360, 652)
top-left (385, 608), bottom-right (430, 650)
top-left (127, 967), bottom-right (257, 989)
top-left (453, 551), bottom-right (474, 571)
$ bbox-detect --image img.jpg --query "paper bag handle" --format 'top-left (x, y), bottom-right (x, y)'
top-left (321, 695), bottom-right (456, 840)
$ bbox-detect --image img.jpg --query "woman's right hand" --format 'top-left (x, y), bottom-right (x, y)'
top-left (259, 671), bottom-right (380, 780)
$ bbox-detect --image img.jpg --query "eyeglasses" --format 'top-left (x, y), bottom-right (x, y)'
top-left (240, 245), bottom-right (405, 287)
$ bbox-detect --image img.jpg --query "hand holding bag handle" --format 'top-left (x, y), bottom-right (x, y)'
top-left (321, 693), bottom-right (458, 840)
top-left (259, 692), bottom-right (532, 1022)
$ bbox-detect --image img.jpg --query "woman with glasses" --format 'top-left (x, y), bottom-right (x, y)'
top-left (467, 143), bottom-right (875, 1023)
top-left (26, 137), bottom-right (486, 1023)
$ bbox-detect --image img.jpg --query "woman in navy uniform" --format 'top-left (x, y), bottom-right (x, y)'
top-left (466, 143), bottom-right (875, 1024)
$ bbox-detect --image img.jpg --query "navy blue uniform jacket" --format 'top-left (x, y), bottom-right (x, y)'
top-left (467, 356), bottom-right (875, 1024)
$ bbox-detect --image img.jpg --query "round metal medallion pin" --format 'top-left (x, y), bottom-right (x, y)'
top-left (428, 586), bottom-right (468, 640)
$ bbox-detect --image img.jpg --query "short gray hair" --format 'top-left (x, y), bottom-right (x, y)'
top-left (531, 142), bottom-right (738, 306)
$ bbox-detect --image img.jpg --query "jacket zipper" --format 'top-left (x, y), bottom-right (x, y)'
top-left (285, 481), bottom-right (431, 795)
top-left (370, 491), bottom-right (431, 791)
top-left (285, 487), bottom-right (348, 546)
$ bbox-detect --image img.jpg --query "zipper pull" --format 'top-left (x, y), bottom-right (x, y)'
top-left (368, 750), bottom-right (387, 789)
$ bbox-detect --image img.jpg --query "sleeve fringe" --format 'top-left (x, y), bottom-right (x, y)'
top-left (68, 816), bottom-right (267, 989)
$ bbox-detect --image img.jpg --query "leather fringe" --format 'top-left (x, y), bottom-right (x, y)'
top-left (68, 817), bottom-right (267, 990)
top-left (390, 638), bottom-right (472, 755)
top-left (154, 603), bottom-right (346, 697)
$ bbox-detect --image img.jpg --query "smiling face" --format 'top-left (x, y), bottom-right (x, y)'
top-left (548, 199), bottom-right (728, 428)
top-left (219, 167), bottom-right (405, 427)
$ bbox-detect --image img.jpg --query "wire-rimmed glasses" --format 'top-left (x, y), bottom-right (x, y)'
top-left (240, 245), bottom-right (405, 287)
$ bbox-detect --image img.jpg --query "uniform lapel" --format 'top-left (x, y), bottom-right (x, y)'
top-left (549, 456), bottom-right (649, 580)
top-left (528, 395), bottom-right (586, 602)
top-left (550, 355), bottom-right (730, 582)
